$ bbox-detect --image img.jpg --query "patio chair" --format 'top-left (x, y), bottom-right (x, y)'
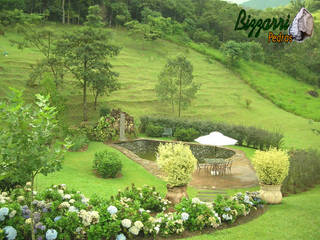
top-left (197, 161), bottom-right (210, 176)
top-left (226, 159), bottom-right (233, 174)
top-left (162, 128), bottom-right (173, 137)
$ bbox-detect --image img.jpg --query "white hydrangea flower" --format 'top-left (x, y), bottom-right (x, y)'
top-left (17, 196), bottom-right (25, 202)
top-left (59, 202), bottom-right (70, 209)
top-left (154, 226), bottom-right (160, 234)
top-left (134, 221), bottom-right (144, 229)
top-left (69, 199), bottom-right (75, 204)
top-left (191, 198), bottom-right (201, 204)
top-left (63, 194), bottom-right (71, 200)
top-left (121, 219), bottom-right (132, 228)
top-left (129, 226), bottom-right (140, 235)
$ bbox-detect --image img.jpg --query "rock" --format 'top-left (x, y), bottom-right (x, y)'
top-left (288, 8), bottom-right (314, 42)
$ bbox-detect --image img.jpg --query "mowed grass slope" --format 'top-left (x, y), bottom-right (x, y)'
top-left (0, 23), bottom-right (320, 150)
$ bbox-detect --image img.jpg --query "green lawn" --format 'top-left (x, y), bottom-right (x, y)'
top-left (35, 142), bottom-right (197, 198)
top-left (0, 24), bottom-right (320, 150)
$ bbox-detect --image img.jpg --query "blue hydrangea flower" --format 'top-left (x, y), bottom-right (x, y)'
top-left (0, 207), bottom-right (9, 221)
top-left (4, 226), bottom-right (17, 240)
top-left (116, 233), bottom-right (126, 240)
top-left (181, 212), bottom-right (189, 221)
top-left (46, 229), bottom-right (58, 240)
top-left (107, 206), bottom-right (118, 215)
top-left (244, 195), bottom-right (250, 204)
top-left (54, 216), bottom-right (62, 222)
top-left (224, 207), bottom-right (231, 212)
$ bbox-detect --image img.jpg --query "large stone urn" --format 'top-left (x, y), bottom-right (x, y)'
top-left (165, 184), bottom-right (188, 205)
top-left (259, 184), bottom-right (282, 204)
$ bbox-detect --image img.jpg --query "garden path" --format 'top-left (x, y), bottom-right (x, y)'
top-left (110, 144), bottom-right (258, 190)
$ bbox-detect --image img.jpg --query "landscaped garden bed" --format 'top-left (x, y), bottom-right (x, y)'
top-left (0, 183), bottom-right (265, 240)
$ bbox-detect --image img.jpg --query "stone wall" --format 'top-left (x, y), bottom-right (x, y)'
top-left (115, 139), bottom-right (235, 161)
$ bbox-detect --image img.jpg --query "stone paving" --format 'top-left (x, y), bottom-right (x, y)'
top-left (110, 143), bottom-right (258, 190)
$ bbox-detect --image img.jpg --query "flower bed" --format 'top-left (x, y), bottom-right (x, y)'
top-left (0, 184), bottom-right (264, 240)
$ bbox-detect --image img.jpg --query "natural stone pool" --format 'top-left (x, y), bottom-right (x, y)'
top-left (115, 139), bottom-right (236, 162)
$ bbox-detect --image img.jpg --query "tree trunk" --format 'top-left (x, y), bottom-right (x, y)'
top-left (62, 0), bottom-right (65, 24)
top-left (178, 68), bottom-right (182, 118)
top-left (94, 93), bottom-right (98, 110)
top-left (67, 0), bottom-right (70, 24)
top-left (83, 79), bottom-right (88, 121)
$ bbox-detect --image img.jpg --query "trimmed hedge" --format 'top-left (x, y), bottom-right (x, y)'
top-left (140, 116), bottom-right (283, 150)
top-left (282, 149), bottom-right (320, 194)
top-left (145, 124), bottom-right (163, 137)
top-left (174, 128), bottom-right (200, 142)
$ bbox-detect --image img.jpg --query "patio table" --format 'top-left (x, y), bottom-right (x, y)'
top-left (204, 158), bottom-right (228, 176)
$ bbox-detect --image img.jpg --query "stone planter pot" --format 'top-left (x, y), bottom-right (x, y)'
top-left (259, 184), bottom-right (282, 204)
top-left (165, 184), bottom-right (188, 205)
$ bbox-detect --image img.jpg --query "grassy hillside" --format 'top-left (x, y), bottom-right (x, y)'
top-left (0, 23), bottom-right (319, 150)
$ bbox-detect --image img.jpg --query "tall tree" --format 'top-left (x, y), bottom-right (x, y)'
top-left (155, 55), bottom-right (199, 117)
top-left (56, 5), bottom-right (120, 121)
top-left (62, 0), bottom-right (65, 24)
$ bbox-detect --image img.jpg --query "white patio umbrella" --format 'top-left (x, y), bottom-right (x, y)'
top-left (195, 131), bottom-right (237, 146)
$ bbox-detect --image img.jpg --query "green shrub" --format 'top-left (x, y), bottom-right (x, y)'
top-left (157, 143), bottom-right (197, 187)
top-left (145, 124), bottom-right (163, 137)
top-left (89, 116), bottom-right (117, 142)
top-left (252, 148), bottom-right (290, 185)
top-left (140, 116), bottom-right (284, 150)
top-left (174, 128), bottom-right (200, 142)
top-left (100, 106), bottom-right (111, 117)
top-left (69, 135), bottom-right (89, 151)
top-left (282, 149), bottom-right (320, 194)
top-left (93, 150), bottom-right (122, 178)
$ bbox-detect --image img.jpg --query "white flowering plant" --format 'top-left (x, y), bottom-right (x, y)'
top-left (175, 198), bottom-right (221, 231)
top-left (114, 184), bottom-right (170, 212)
top-left (0, 183), bottom-right (264, 240)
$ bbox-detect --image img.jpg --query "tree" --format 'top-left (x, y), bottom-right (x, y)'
top-left (220, 40), bottom-right (243, 66)
top-left (56, 6), bottom-right (120, 121)
top-left (155, 55), bottom-right (199, 117)
top-left (0, 89), bottom-right (70, 240)
top-left (12, 24), bottom-right (64, 88)
top-left (85, 4), bottom-right (104, 27)
top-left (90, 65), bottom-right (120, 110)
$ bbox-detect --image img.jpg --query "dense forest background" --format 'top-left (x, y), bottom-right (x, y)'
top-left (0, 0), bottom-right (320, 87)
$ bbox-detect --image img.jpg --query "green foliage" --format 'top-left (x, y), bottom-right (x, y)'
top-left (157, 143), bottom-right (197, 187)
top-left (85, 5), bottom-right (104, 28)
top-left (99, 106), bottom-right (111, 117)
top-left (55, 24), bottom-right (120, 121)
top-left (282, 149), bottom-right (320, 194)
top-left (220, 41), bottom-right (243, 66)
top-left (0, 89), bottom-right (69, 190)
top-left (69, 135), bottom-right (89, 152)
top-left (87, 116), bottom-right (117, 142)
top-left (252, 148), bottom-right (290, 185)
top-left (93, 150), bottom-right (122, 178)
top-left (0, 9), bottom-right (43, 26)
top-left (145, 124), bottom-right (163, 137)
top-left (155, 55), bottom-right (200, 117)
top-left (140, 116), bottom-right (284, 150)
top-left (114, 184), bottom-right (169, 212)
top-left (174, 128), bottom-right (200, 142)
top-left (0, 183), bottom-right (264, 240)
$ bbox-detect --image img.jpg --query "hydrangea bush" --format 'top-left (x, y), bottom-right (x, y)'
top-left (0, 183), bottom-right (264, 240)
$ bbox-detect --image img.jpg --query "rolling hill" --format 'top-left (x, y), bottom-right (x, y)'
top-left (0, 23), bottom-right (319, 150)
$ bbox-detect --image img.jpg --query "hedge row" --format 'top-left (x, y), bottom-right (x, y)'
top-left (282, 149), bottom-right (320, 194)
top-left (140, 116), bottom-right (283, 150)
